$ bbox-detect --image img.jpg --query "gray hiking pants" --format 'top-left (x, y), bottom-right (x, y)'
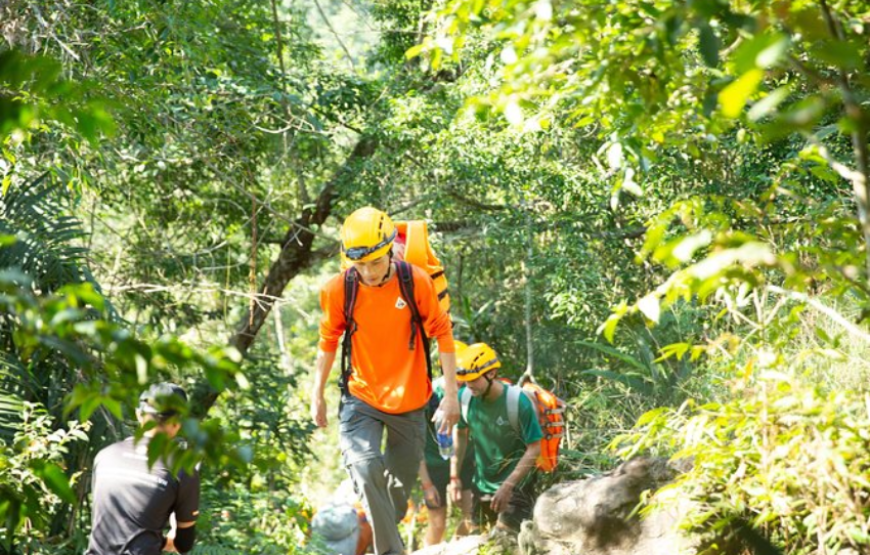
top-left (339, 394), bottom-right (426, 555)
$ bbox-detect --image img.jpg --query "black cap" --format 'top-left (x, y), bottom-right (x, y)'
top-left (137, 382), bottom-right (188, 418)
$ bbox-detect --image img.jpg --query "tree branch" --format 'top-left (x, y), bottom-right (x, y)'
top-left (802, 133), bottom-right (863, 184)
top-left (819, 0), bottom-right (870, 283)
top-left (313, 0), bottom-right (356, 72)
top-left (445, 188), bottom-right (509, 212)
top-left (767, 285), bottom-right (870, 345)
top-left (195, 136), bottom-right (379, 414)
top-left (270, 0), bottom-right (311, 208)
top-left (231, 136), bottom-right (377, 353)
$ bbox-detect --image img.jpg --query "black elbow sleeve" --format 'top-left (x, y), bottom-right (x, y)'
top-left (174, 525), bottom-right (196, 553)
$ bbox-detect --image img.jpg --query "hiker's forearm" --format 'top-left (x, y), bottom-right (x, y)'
top-left (312, 349), bottom-right (336, 399)
top-left (504, 441), bottom-right (541, 488)
top-left (439, 351), bottom-right (458, 398)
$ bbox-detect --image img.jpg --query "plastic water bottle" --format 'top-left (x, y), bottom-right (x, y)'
top-left (434, 410), bottom-right (454, 459)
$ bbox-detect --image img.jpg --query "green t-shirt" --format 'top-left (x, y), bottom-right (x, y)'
top-left (424, 380), bottom-right (475, 476)
top-left (458, 384), bottom-right (543, 494)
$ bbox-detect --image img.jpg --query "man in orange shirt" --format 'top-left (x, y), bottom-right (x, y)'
top-left (311, 207), bottom-right (460, 555)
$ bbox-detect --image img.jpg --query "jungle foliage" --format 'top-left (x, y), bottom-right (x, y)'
top-left (2, 0), bottom-right (870, 553)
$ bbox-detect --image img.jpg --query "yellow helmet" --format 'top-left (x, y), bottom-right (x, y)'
top-left (456, 342), bottom-right (501, 382)
top-left (454, 340), bottom-right (468, 354)
top-left (340, 207), bottom-right (397, 263)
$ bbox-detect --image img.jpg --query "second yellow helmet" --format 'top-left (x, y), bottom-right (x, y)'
top-left (456, 342), bottom-right (500, 382)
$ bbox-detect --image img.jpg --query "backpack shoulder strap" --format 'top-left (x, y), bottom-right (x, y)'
top-left (343, 268), bottom-right (360, 322)
top-left (394, 261), bottom-right (420, 347)
top-left (460, 387), bottom-right (473, 424)
top-left (395, 260), bottom-right (433, 379)
top-left (506, 385), bottom-right (522, 434)
top-left (339, 268), bottom-right (361, 395)
top-left (508, 385), bottom-right (541, 437)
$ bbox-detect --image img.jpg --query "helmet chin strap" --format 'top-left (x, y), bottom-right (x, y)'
top-left (481, 374), bottom-right (495, 399)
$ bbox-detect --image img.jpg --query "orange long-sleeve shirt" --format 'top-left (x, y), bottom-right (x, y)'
top-left (319, 264), bottom-right (455, 414)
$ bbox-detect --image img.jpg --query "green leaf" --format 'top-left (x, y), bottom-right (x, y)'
top-left (637, 294), bottom-right (661, 323)
top-left (101, 397), bottom-right (123, 420)
top-left (147, 433), bottom-right (169, 469)
top-left (813, 39), bottom-right (864, 70)
top-left (697, 22), bottom-right (720, 67)
top-left (636, 406), bottom-right (670, 426)
top-left (658, 342), bottom-right (691, 361)
top-left (719, 69), bottom-right (764, 118)
top-left (731, 33), bottom-right (789, 73)
top-left (78, 396), bottom-right (101, 422)
top-left (597, 312), bottom-right (623, 344)
top-left (789, 9), bottom-right (828, 40)
top-left (809, 165), bottom-right (841, 184)
top-left (577, 339), bottom-right (649, 373)
top-left (814, 326), bottom-right (832, 344)
top-left (30, 462), bottom-right (75, 504)
top-left (621, 168), bottom-right (643, 196)
top-left (135, 354), bottom-right (148, 385)
top-left (782, 96), bottom-right (827, 127)
top-left (581, 369), bottom-right (652, 394)
top-left (405, 43), bottom-right (426, 60)
top-left (748, 85), bottom-right (791, 121)
top-left (655, 230), bottom-right (713, 266)
top-left (236, 444), bottom-right (253, 464)
top-left (849, 528), bottom-right (870, 543)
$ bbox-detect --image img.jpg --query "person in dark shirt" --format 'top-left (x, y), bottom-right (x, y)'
top-left (86, 383), bottom-right (200, 555)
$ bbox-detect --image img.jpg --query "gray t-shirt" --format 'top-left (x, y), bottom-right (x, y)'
top-left (85, 437), bottom-right (200, 555)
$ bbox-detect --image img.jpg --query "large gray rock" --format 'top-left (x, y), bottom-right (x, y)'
top-left (517, 457), bottom-right (694, 555)
top-left (410, 457), bottom-right (693, 555)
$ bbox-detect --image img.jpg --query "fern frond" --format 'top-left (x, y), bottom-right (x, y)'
top-left (0, 352), bottom-right (28, 441)
top-left (0, 173), bottom-right (90, 293)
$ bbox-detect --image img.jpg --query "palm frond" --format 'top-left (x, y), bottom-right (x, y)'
top-left (0, 352), bottom-right (28, 441)
top-left (0, 173), bottom-right (91, 293)
top-left (575, 339), bottom-right (650, 373)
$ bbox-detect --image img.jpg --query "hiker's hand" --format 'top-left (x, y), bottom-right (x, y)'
top-left (438, 395), bottom-right (460, 433)
top-left (311, 396), bottom-right (328, 428)
top-left (491, 481), bottom-right (514, 513)
top-left (448, 477), bottom-right (463, 504)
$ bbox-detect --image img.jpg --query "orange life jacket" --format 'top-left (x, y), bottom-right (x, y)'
top-left (393, 221), bottom-right (449, 313)
top-left (519, 382), bottom-right (566, 472)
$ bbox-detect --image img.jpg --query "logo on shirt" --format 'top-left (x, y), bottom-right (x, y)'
top-left (496, 416), bottom-right (508, 426)
top-left (395, 297), bottom-right (407, 309)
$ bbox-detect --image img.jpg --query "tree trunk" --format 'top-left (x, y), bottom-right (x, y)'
top-left (194, 136), bottom-right (379, 415)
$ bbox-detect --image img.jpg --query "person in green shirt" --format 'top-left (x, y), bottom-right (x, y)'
top-left (418, 371), bottom-right (477, 545)
top-left (448, 342), bottom-right (542, 532)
